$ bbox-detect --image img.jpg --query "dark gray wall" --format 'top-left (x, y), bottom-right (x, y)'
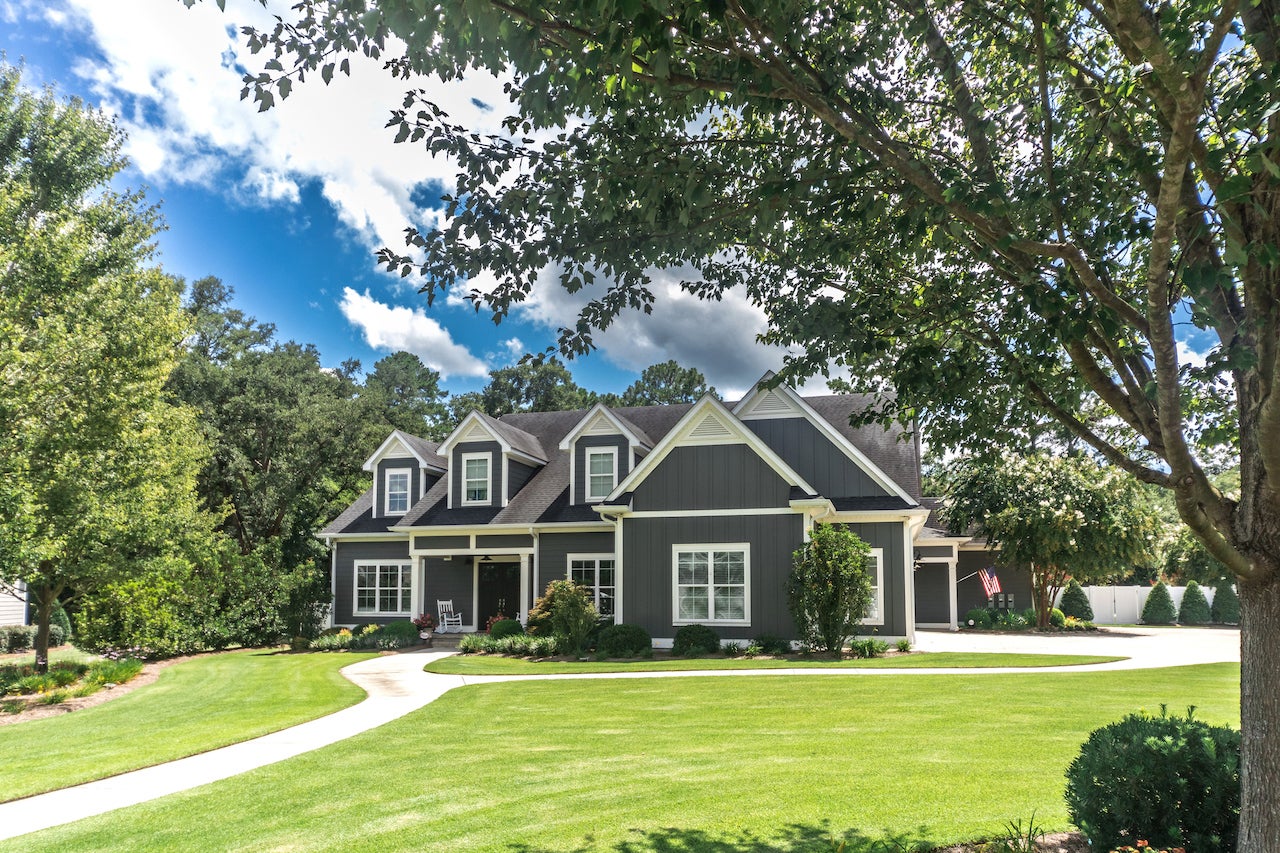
top-left (423, 556), bottom-right (476, 627)
top-left (537, 531), bottom-right (616, 596)
top-left (414, 534), bottom-right (470, 551)
top-left (744, 417), bottom-right (890, 499)
top-left (477, 533), bottom-right (534, 550)
top-left (574, 435), bottom-right (631, 502)
top-left (832, 521), bottom-right (909, 637)
top-left (914, 563), bottom-right (951, 623)
top-left (507, 460), bottom-right (538, 500)
top-left (631, 445), bottom-right (792, 511)
top-left (916, 544), bottom-right (954, 559)
top-left (333, 540), bottom-right (411, 625)
top-left (957, 550), bottom-right (1033, 613)
top-left (621, 514), bottom-right (804, 641)
top-left (374, 459), bottom-right (425, 518)
top-left (452, 441), bottom-right (502, 508)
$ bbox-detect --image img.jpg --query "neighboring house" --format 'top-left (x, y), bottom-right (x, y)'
top-left (319, 372), bottom-right (990, 645)
top-left (0, 581), bottom-right (30, 626)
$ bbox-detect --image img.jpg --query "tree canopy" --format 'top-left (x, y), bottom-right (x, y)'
top-left (616, 360), bottom-right (714, 406)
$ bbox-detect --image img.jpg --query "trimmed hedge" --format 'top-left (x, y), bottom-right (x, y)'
top-left (1141, 581), bottom-right (1177, 625)
top-left (489, 619), bottom-right (523, 639)
top-left (1211, 580), bottom-right (1240, 624)
top-left (1059, 579), bottom-right (1094, 621)
top-left (1178, 580), bottom-right (1212, 625)
top-left (596, 623), bottom-right (651, 658)
top-left (672, 624), bottom-right (720, 656)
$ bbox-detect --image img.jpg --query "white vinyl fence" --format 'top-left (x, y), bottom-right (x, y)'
top-left (1055, 584), bottom-right (1221, 625)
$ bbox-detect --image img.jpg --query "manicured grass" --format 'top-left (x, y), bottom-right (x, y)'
top-left (0, 647), bottom-right (93, 667)
top-left (4, 663), bottom-right (1239, 852)
top-left (0, 649), bottom-right (375, 801)
top-left (427, 651), bottom-right (1125, 675)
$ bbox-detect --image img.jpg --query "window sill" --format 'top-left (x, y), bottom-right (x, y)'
top-left (672, 619), bottom-right (751, 627)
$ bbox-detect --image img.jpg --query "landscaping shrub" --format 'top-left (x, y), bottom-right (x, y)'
top-left (528, 580), bottom-right (597, 654)
top-left (488, 619), bottom-right (523, 639)
top-left (458, 633), bottom-right (560, 656)
top-left (996, 609), bottom-right (1029, 629)
top-left (752, 634), bottom-right (792, 655)
top-left (721, 641), bottom-right (744, 656)
top-left (1178, 580), bottom-right (1212, 625)
top-left (1062, 616), bottom-right (1096, 632)
top-left (309, 629), bottom-right (353, 651)
top-left (672, 624), bottom-right (720, 656)
top-left (1064, 708), bottom-right (1239, 852)
top-left (83, 658), bottom-right (143, 686)
top-left (895, 638), bottom-right (911, 653)
top-left (848, 638), bottom-right (890, 658)
top-left (4, 625), bottom-right (35, 653)
top-left (1141, 581), bottom-right (1177, 624)
top-left (596, 623), bottom-right (651, 658)
top-left (350, 620), bottom-right (419, 650)
top-left (1048, 607), bottom-right (1066, 628)
top-left (0, 631), bottom-right (7, 654)
top-left (964, 608), bottom-right (993, 629)
top-left (1211, 580), bottom-right (1240, 624)
top-left (51, 602), bottom-right (73, 643)
top-left (1059, 579), bottom-right (1094, 621)
top-left (788, 524), bottom-right (874, 656)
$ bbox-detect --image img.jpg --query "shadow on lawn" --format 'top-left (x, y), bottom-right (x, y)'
top-left (506, 823), bottom-right (935, 853)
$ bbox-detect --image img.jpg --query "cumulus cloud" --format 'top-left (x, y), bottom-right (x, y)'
top-left (339, 288), bottom-right (487, 378)
top-left (1177, 340), bottom-right (1209, 369)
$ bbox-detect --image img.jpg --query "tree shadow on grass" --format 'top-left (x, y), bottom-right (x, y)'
top-left (506, 822), bottom-right (937, 853)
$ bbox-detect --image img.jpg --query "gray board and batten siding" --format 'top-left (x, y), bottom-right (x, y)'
top-left (914, 563), bottom-right (951, 623)
top-left (743, 417), bottom-right (891, 500)
top-left (451, 441), bottom-right (503, 507)
top-left (537, 531), bottom-right (616, 590)
top-left (507, 460), bottom-right (538, 501)
top-left (631, 444), bottom-right (794, 512)
top-left (333, 540), bottom-right (411, 626)
top-left (957, 550), bottom-right (1034, 614)
top-left (373, 458), bottom-right (437, 518)
top-left (422, 556), bottom-right (479, 629)
top-left (574, 434), bottom-right (632, 502)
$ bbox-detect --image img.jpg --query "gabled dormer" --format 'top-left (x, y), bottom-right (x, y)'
top-left (438, 411), bottom-right (547, 509)
top-left (732, 373), bottom-right (916, 505)
top-left (363, 430), bottom-right (447, 519)
top-left (558, 403), bottom-right (654, 504)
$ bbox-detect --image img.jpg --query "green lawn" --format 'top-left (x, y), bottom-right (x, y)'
top-left (0, 649), bottom-right (375, 801)
top-left (4, 663), bottom-right (1239, 852)
top-left (427, 651), bottom-right (1125, 675)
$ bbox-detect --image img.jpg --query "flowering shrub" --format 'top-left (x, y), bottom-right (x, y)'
top-left (412, 613), bottom-right (436, 632)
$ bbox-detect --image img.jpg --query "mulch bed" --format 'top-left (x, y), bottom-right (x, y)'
top-left (0, 654), bottom-right (194, 727)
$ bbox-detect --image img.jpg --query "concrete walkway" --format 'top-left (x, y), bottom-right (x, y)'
top-left (0, 626), bottom-right (1239, 842)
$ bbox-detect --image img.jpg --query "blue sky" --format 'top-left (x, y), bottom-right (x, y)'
top-left (1, 0), bottom-right (788, 397)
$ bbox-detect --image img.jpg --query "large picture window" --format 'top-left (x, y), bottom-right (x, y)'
top-left (672, 544), bottom-right (749, 624)
top-left (461, 452), bottom-right (490, 505)
top-left (569, 555), bottom-right (616, 620)
top-left (585, 447), bottom-right (617, 501)
top-left (385, 469), bottom-right (410, 515)
top-left (354, 562), bottom-right (412, 615)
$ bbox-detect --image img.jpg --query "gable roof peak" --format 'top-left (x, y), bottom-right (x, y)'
top-left (557, 401), bottom-right (655, 450)
top-left (438, 410), bottom-right (548, 463)
top-left (361, 429), bottom-right (446, 473)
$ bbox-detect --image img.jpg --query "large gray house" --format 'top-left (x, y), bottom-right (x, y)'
top-left (319, 373), bottom-right (1012, 645)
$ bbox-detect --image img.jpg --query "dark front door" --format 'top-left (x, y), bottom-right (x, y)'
top-left (477, 561), bottom-right (521, 627)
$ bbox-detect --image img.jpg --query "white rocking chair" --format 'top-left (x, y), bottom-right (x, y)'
top-left (437, 599), bottom-right (464, 633)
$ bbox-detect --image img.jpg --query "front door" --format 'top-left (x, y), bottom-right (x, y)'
top-left (477, 561), bottom-right (521, 628)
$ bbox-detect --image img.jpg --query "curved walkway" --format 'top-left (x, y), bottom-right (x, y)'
top-left (0, 626), bottom-right (1239, 842)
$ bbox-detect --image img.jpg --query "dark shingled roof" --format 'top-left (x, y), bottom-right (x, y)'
top-left (330, 393), bottom-right (923, 533)
top-left (319, 489), bottom-right (403, 536)
top-left (398, 433), bottom-right (447, 470)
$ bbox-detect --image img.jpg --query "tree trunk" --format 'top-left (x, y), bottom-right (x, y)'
top-left (31, 586), bottom-right (55, 675)
top-left (1239, 570), bottom-right (1280, 850)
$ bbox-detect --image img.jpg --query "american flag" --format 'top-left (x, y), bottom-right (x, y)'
top-left (979, 568), bottom-right (1002, 598)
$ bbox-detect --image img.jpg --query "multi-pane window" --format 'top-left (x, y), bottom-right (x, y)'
top-left (864, 549), bottom-right (884, 624)
top-left (355, 562), bottom-right (412, 615)
top-left (569, 556), bottom-right (616, 620)
top-left (385, 470), bottom-right (410, 515)
top-left (462, 453), bottom-right (490, 504)
top-left (586, 448), bottom-right (616, 501)
top-left (674, 546), bottom-right (748, 623)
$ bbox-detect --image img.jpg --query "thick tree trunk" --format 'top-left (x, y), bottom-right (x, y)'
top-left (1239, 571), bottom-right (1280, 851)
top-left (32, 587), bottom-right (54, 675)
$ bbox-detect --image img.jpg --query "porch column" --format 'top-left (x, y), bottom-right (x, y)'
top-left (518, 553), bottom-right (530, 624)
top-left (948, 558), bottom-right (958, 631)
top-left (412, 556), bottom-right (424, 621)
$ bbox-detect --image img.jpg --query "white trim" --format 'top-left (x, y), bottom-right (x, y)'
top-left (557, 403), bottom-right (651, 451)
top-left (731, 373), bottom-right (916, 504)
top-left (415, 547), bottom-right (535, 557)
top-left (585, 446), bottom-right (618, 502)
top-left (394, 521), bottom-right (612, 535)
top-left (606, 394), bottom-right (817, 502)
top-left (460, 452), bottom-right (492, 506)
top-left (501, 455), bottom-right (510, 508)
top-left (439, 411), bottom-right (505, 457)
top-left (671, 542), bottom-right (751, 627)
top-left (328, 545), bottom-right (338, 628)
top-left (352, 560), bottom-right (413, 617)
top-left (361, 430), bottom-right (445, 474)
top-left (519, 553), bottom-right (530, 623)
top-left (383, 467), bottom-right (412, 516)
top-left (317, 533), bottom-right (407, 542)
top-left (614, 517), bottom-right (624, 623)
top-left (615, 507), bottom-right (802, 518)
top-left (567, 553), bottom-right (618, 622)
top-left (861, 547), bottom-right (885, 627)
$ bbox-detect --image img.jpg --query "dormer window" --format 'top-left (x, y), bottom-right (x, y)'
top-left (462, 453), bottom-right (491, 505)
top-left (385, 469), bottom-right (411, 515)
top-left (586, 447), bottom-right (617, 501)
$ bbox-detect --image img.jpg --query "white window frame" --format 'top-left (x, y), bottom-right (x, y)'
top-left (460, 452), bottom-right (491, 506)
top-left (862, 548), bottom-right (885, 626)
top-left (568, 553), bottom-right (617, 622)
top-left (671, 543), bottom-right (750, 626)
top-left (353, 561), bottom-right (413, 616)
top-left (585, 446), bottom-right (618, 502)
top-left (384, 468), bottom-right (411, 515)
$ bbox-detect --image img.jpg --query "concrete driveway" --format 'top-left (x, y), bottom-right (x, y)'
top-left (914, 624), bottom-right (1240, 669)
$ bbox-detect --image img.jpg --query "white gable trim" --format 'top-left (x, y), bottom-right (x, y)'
top-left (732, 373), bottom-right (916, 504)
top-left (438, 411), bottom-right (508, 457)
top-left (605, 395), bottom-right (817, 501)
top-left (362, 430), bottom-right (445, 474)
top-left (557, 403), bottom-right (651, 451)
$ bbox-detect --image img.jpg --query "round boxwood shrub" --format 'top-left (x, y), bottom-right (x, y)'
top-left (1211, 579), bottom-right (1240, 624)
top-left (596, 623), bottom-right (651, 658)
top-left (1048, 607), bottom-right (1066, 628)
top-left (1059, 579), bottom-right (1094, 621)
top-left (672, 624), bottom-right (720, 656)
top-left (489, 619), bottom-right (523, 639)
top-left (963, 608), bottom-right (993, 629)
top-left (1065, 708), bottom-right (1240, 852)
top-left (1178, 580), bottom-right (1212, 625)
top-left (1141, 581), bottom-right (1177, 625)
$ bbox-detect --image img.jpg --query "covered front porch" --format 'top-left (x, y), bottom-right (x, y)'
top-left (412, 531), bottom-right (536, 632)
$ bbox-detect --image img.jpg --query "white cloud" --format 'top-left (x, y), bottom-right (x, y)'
top-left (1177, 340), bottom-right (1209, 369)
top-left (53, 0), bottom-right (512, 256)
top-left (339, 288), bottom-right (487, 378)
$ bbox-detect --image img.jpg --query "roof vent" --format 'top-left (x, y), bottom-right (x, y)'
top-left (689, 413), bottom-right (734, 440)
top-left (585, 412), bottom-right (615, 435)
top-left (739, 387), bottom-right (802, 419)
top-left (462, 422), bottom-right (492, 443)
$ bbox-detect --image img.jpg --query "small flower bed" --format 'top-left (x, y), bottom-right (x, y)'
top-left (962, 607), bottom-right (1097, 632)
top-left (0, 657), bottom-right (144, 713)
